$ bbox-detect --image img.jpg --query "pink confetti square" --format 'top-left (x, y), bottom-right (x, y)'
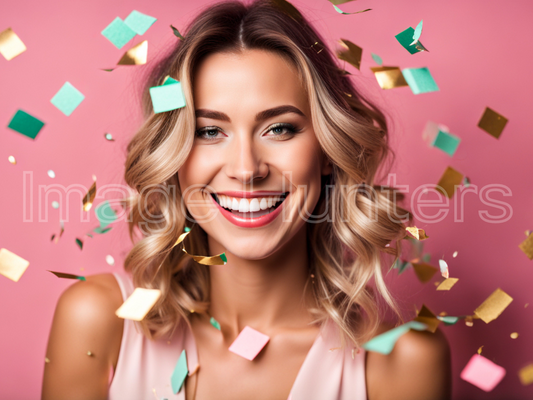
top-left (460, 354), bottom-right (506, 392)
top-left (228, 326), bottom-right (270, 361)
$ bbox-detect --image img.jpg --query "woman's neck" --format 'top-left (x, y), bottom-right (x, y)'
top-left (206, 225), bottom-right (316, 337)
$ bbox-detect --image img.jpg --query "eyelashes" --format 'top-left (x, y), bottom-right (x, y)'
top-left (194, 122), bottom-right (303, 141)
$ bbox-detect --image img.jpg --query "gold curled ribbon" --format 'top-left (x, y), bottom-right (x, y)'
top-left (173, 231), bottom-right (227, 265)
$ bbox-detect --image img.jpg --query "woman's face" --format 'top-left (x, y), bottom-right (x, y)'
top-left (178, 49), bottom-right (331, 259)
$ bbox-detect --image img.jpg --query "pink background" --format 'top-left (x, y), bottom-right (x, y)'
top-left (1, 0), bottom-right (532, 398)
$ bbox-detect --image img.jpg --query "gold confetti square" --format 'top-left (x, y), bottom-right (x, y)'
top-left (436, 166), bottom-right (463, 198)
top-left (519, 364), bottom-right (533, 386)
top-left (436, 278), bottom-right (459, 291)
top-left (370, 66), bottom-right (408, 89)
top-left (115, 287), bottom-right (161, 321)
top-left (337, 39), bottom-right (362, 70)
top-left (0, 248), bottom-right (29, 282)
top-left (414, 305), bottom-right (440, 333)
top-left (0, 28), bottom-right (27, 61)
top-left (118, 40), bottom-right (147, 65)
top-left (474, 288), bottom-right (513, 323)
top-left (478, 107), bottom-right (508, 139)
top-left (519, 233), bottom-right (533, 260)
top-left (411, 262), bottom-right (438, 283)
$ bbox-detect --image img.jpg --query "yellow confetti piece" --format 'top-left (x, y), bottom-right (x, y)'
top-left (174, 230), bottom-right (227, 265)
top-left (118, 40), bottom-right (148, 65)
top-left (82, 177), bottom-right (97, 212)
top-left (478, 107), bottom-right (508, 139)
top-left (310, 41), bottom-right (324, 54)
top-left (436, 166), bottom-right (464, 198)
top-left (0, 27), bottom-right (27, 60)
top-left (337, 39), bottom-right (362, 70)
top-left (87, 351), bottom-right (93, 357)
top-left (370, 66), bottom-right (408, 89)
top-left (414, 304), bottom-right (440, 333)
top-left (519, 233), bottom-right (533, 260)
top-left (45, 357), bottom-right (50, 363)
top-left (474, 288), bottom-right (513, 323)
top-left (436, 278), bottom-right (459, 291)
top-left (0, 248), bottom-right (29, 282)
top-left (518, 364), bottom-right (533, 386)
top-left (115, 287), bottom-right (161, 321)
top-left (510, 332), bottom-right (519, 339)
top-left (405, 226), bottom-right (429, 241)
top-left (8, 155), bottom-right (16, 164)
top-left (411, 262), bottom-right (438, 283)
top-left (477, 345), bottom-right (483, 355)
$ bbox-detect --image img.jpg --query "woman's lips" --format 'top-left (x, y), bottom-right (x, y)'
top-left (211, 194), bottom-right (288, 228)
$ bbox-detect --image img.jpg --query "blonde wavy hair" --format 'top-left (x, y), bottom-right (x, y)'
top-left (124, 0), bottom-right (411, 347)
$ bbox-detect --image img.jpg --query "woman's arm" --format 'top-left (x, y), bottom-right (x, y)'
top-left (366, 326), bottom-right (452, 400)
top-left (42, 274), bottom-right (124, 400)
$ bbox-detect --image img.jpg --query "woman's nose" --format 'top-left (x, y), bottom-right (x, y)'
top-left (223, 134), bottom-right (269, 184)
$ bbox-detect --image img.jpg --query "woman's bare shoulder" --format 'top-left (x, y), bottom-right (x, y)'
top-left (365, 322), bottom-right (452, 400)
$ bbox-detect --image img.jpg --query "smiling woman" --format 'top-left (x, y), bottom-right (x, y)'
top-left (42, 1), bottom-right (450, 400)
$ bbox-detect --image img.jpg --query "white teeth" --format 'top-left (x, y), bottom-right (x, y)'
top-left (259, 198), bottom-right (268, 210)
top-left (232, 198), bottom-right (239, 210)
top-left (267, 197), bottom-right (273, 208)
top-left (239, 198), bottom-right (249, 212)
top-left (217, 194), bottom-right (287, 212)
top-left (249, 198), bottom-right (260, 212)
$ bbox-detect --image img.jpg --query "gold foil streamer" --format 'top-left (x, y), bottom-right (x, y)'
top-left (173, 231), bottom-right (227, 265)
top-left (0, 248), bottom-right (29, 282)
top-left (82, 177), bottom-right (97, 212)
top-left (436, 166), bottom-right (463, 198)
top-left (369, 66), bottom-right (408, 90)
top-left (519, 233), bottom-right (533, 260)
top-left (519, 364), bottom-right (533, 386)
top-left (0, 27), bottom-right (27, 60)
top-left (474, 288), bottom-right (513, 323)
top-left (337, 39), bottom-right (362, 70)
top-left (414, 305), bottom-right (440, 333)
top-left (8, 155), bottom-right (16, 164)
top-left (405, 226), bottom-right (429, 241)
top-left (436, 278), bottom-right (459, 291)
top-left (271, 0), bottom-right (303, 21)
top-left (118, 40), bottom-right (148, 65)
top-left (48, 270), bottom-right (86, 281)
top-left (478, 107), bottom-right (508, 139)
top-left (411, 262), bottom-right (438, 283)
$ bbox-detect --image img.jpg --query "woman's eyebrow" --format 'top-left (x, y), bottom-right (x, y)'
top-left (195, 105), bottom-right (305, 122)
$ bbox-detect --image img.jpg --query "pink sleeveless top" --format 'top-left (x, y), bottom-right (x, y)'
top-left (108, 271), bottom-right (367, 400)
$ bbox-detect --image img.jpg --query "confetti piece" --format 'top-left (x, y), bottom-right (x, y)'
top-left (92, 226), bottom-right (112, 235)
top-left (392, 259), bottom-right (410, 274)
top-left (411, 262), bottom-right (438, 283)
top-left (453, 251), bottom-right (458, 258)
top-left (422, 121), bottom-right (461, 156)
top-left (519, 233), bottom-right (533, 260)
top-left (173, 231), bottom-right (227, 265)
top-left (229, 326), bottom-right (270, 361)
top-left (149, 80), bottom-right (186, 114)
top-left (106, 255), bottom-right (115, 266)
top-left (422, 253), bottom-right (431, 263)
top-left (50, 82), bottom-right (85, 116)
top-left (0, 248), bottom-right (29, 282)
top-left (371, 52), bottom-right (383, 65)
top-left (405, 226), bottom-right (429, 241)
top-left (463, 176), bottom-right (471, 187)
top-left (337, 39), bottom-right (362, 70)
top-left (478, 107), bottom-right (508, 139)
top-left (47, 170), bottom-right (55, 178)
top-left (116, 287), bottom-right (161, 321)
top-left (75, 238), bottom-right (83, 250)
top-left (369, 66), bottom-right (408, 90)
top-left (271, 0), bottom-right (303, 21)
top-left (438, 259), bottom-right (449, 279)
top-left (310, 41), bottom-right (324, 54)
top-left (327, 0), bottom-right (360, 4)
top-left (460, 354), bottom-right (506, 392)
top-left (48, 270), bottom-right (86, 281)
top-left (8, 155), bottom-right (16, 164)
top-left (87, 351), bottom-right (93, 356)
top-left (82, 178), bottom-right (97, 212)
top-left (436, 278), bottom-right (459, 291)
top-left (104, 133), bottom-right (114, 141)
top-left (118, 40), bottom-right (148, 65)
top-left (51, 220), bottom-right (65, 244)
top-left (436, 315), bottom-right (459, 325)
top-left (210, 317), bottom-right (221, 330)
top-left (101, 17), bottom-right (136, 49)
top-left (410, 20), bottom-right (423, 45)
top-left (414, 305), bottom-right (440, 333)
top-left (7, 109), bottom-right (45, 139)
top-left (465, 316), bottom-right (474, 327)
top-left (362, 321), bottom-right (427, 355)
top-left (474, 288), bottom-right (513, 323)
top-left (477, 346), bottom-right (483, 355)
top-left (170, 25), bottom-right (184, 39)
top-left (402, 67), bottom-right (439, 94)
top-left (436, 166), bottom-right (464, 198)
top-left (95, 200), bottom-right (117, 229)
top-left (171, 350), bottom-right (188, 393)
top-left (518, 364), bottom-right (533, 386)
top-left (0, 27), bottom-right (26, 60)
top-left (510, 332), bottom-right (519, 339)
top-left (45, 357), bottom-right (50, 363)
top-left (395, 27), bottom-right (427, 54)
top-left (52, 201), bottom-right (59, 209)
top-left (124, 10), bottom-right (157, 35)
top-left (332, 4), bottom-right (371, 14)
top-left (184, 226), bottom-right (191, 232)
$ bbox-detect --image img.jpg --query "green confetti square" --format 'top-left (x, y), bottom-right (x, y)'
top-left (149, 81), bottom-right (186, 114)
top-left (210, 317), bottom-right (221, 330)
top-left (7, 110), bottom-right (45, 139)
top-left (101, 17), bottom-right (136, 49)
top-left (432, 130), bottom-right (461, 156)
top-left (395, 27), bottom-right (424, 55)
top-left (171, 350), bottom-right (188, 393)
top-left (51, 82), bottom-right (85, 116)
top-left (402, 67), bottom-right (439, 94)
top-left (124, 10), bottom-right (157, 35)
top-left (95, 200), bottom-right (117, 229)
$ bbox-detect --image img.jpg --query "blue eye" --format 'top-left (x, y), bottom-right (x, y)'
top-left (266, 123), bottom-right (302, 137)
top-left (195, 126), bottom-right (221, 140)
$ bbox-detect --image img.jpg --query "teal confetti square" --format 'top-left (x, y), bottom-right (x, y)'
top-left (395, 27), bottom-right (424, 55)
top-left (7, 110), bottom-right (45, 139)
top-left (101, 17), bottom-right (136, 49)
top-left (124, 10), bottom-right (157, 35)
top-left (402, 67), bottom-right (439, 94)
top-left (51, 82), bottom-right (85, 116)
top-left (432, 130), bottom-right (461, 156)
top-left (149, 81), bottom-right (186, 114)
top-left (171, 350), bottom-right (188, 394)
top-left (95, 200), bottom-right (117, 229)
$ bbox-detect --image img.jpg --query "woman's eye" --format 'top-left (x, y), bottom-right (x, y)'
top-left (195, 127), bottom-right (221, 140)
top-left (266, 123), bottom-right (302, 138)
